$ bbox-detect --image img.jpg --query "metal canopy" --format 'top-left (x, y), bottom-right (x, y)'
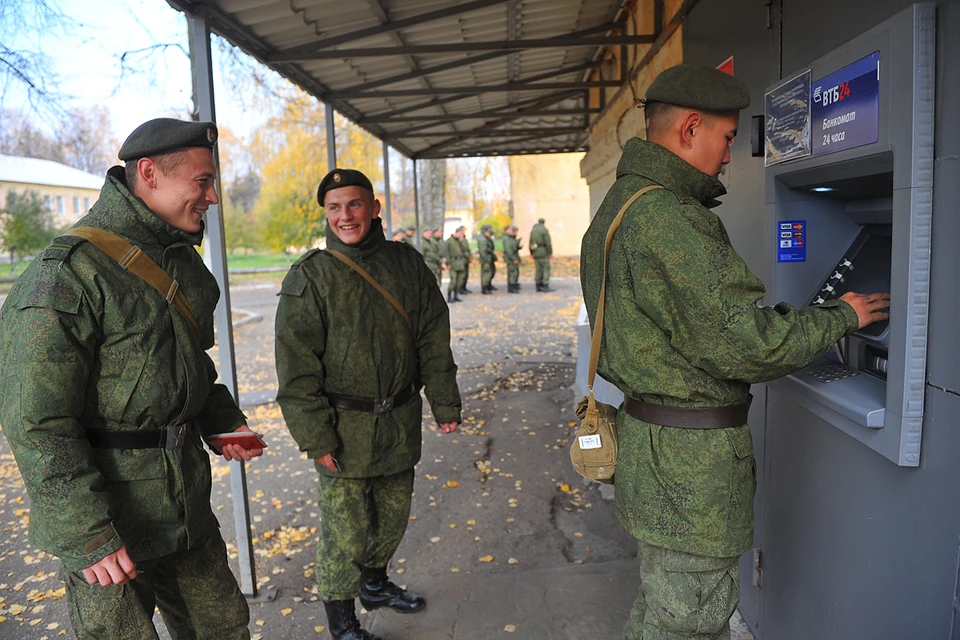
top-left (165, 0), bottom-right (666, 159)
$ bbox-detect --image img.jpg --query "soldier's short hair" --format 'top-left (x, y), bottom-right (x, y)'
top-left (124, 150), bottom-right (191, 192)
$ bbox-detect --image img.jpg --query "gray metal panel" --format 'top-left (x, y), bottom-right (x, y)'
top-left (760, 385), bottom-right (960, 640)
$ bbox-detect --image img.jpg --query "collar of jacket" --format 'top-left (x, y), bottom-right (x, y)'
top-left (325, 217), bottom-right (386, 259)
top-left (617, 137), bottom-right (727, 209)
top-left (78, 166), bottom-right (206, 249)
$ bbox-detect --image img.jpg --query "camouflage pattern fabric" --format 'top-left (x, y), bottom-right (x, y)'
top-left (534, 257), bottom-right (551, 287)
top-left (442, 237), bottom-right (467, 296)
top-left (275, 218), bottom-right (462, 478)
top-left (421, 238), bottom-right (442, 284)
top-left (314, 469), bottom-right (415, 601)
top-left (477, 233), bottom-right (497, 288)
top-left (502, 234), bottom-right (522, 286)
top-left (0, 166), bottom-right (246, 572)
top-left (529, 222), bottom-right (552, 258)
top-left (459, 236), bottom-right (472, 290)
top-left (62, 534), bottom-right (250, 640)
top-left (579, 136), bottom-right (859, 558)
top-left (625, 542), bottom-right (738, 640)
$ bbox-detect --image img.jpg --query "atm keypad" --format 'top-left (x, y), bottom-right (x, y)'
top-left (807, 363), bottom-right (860, 383)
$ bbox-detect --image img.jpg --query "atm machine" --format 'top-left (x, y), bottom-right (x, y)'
top-left (763, 3), bottom-right (934, 466)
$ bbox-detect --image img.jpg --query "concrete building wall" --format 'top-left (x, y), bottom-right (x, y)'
top-left (508, 153), bottom-right (590, 257)
top-left (0, 181), bottom-right (100, 226)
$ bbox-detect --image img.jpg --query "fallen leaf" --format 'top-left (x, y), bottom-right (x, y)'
top-left (508, 558), bottom-right (519, 565)
top-left (505, 624), bottom-right (517, 632)
top-left (314, 626), bottom-right (325, 633)
top-left (445, 480), bottom-right (459, 488)
top-left (479, 555), bottom-right (494, 563)
top-left (281, 608), bottom-right (293, 616)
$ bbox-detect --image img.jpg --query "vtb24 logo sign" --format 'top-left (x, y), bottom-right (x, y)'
top-left (813, 81), bottom-right (852, 107)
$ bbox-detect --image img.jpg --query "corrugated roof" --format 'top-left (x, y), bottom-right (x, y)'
top-left (0, 155), bottom-right (103, 191)
top-left (165, 0), bottom-right (662, 158)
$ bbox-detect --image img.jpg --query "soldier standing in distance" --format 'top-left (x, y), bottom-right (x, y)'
top-left (403, 225), bottom-right (417, 248)
top-left (391, 229), bottom-right (407, 243)
top-left (275, 169), bottom-right (461, 640)
top-left (502, 225), bottom-right (523, 293)
top-left (580, 64), bottom-right (890, 640)
top-left (443, 226), bottom-right (468, 303)
top-left (0, 118), bottom-right (263, 639)
top-left (529, 217), bottom-right (554, 292)
top-left (458, 225), bottom-right (473, 294)
top-left (432, 227), bottom-right (446, 282)
top-left (477, 223), bottom-right (498, 294)
top-left (420, 227), bottom-right (442, 285)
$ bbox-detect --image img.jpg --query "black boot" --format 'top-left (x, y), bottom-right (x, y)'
top-left (489, 284), bottom-right (498, 291)
top-left (323, 600), bottom-right (382, 640)
top-left (447, 291), bottom-right (460, 304)
top-left (481, 285), bottom-right (491, 294)
top-left (542, 284), bottom-right (555, 292)
top-left (508, 284), bottom-right (520, 294)
top-left (535, 283), bottom-right (543, 292)
top-left (460, 287), bottom-right (472, 294)
top-left (359, 567), bottom-right (426, 614)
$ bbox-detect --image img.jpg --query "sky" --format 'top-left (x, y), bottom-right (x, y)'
top-left (11, 0), bottom-right (267, 143)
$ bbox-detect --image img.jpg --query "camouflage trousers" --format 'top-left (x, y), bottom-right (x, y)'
top-left (507, 261), bottom-right (520, 286)
top-left (448, 268), bottom-right (465, 295)
top-left (62, 534), bottom-right (250, 640)
top-left (625, 542), bottom-right (739, 640)
top-left (481, 261), bottom-right (496, 287)
top-left (534, 257), bottom-right (551, 286)
top-left (316, 468), bottom-right (415, 601)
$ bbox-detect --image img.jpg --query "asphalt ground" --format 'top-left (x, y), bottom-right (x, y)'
top-left (0, 269), bottom-right (753, 640)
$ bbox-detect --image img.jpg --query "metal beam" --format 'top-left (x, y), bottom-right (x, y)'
top-left (390, 127), bottom-right (585, 139)
top-left (421, 133), bottom-right (555, 157)
top-left (186, 10), bottom-right (266, 603)
top-left (333, 81), bottom-right (621, 100)
top-left (340, 51), bottom-right (507, 95)
top-left (275, 0), bottom-right (511, 57)
top-left (365, 108), bottom-right (601, 123)
top-left (382, 140), bottom-right (392, 236)
top-left (325, 103), bottom-right (337, 170)
top-left (362, 90), bottom-right (580, 124)
top-left (271, 34), bottom-right (658, 61)
top-left (412, 160), bottom-right (421, 250)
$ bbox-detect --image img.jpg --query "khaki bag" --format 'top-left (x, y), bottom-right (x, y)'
top-left (570, 185), bottom-right (663, 484)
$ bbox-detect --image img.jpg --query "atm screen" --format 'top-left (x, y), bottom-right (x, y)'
top-left (810, 228), bottom-right (891, 341)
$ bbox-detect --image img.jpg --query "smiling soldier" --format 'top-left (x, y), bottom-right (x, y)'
top-left (0, 118), bottom-right (262, 639)
top-left (275, 168), bottom-right (462, 640)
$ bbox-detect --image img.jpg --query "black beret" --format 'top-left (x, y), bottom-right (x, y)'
top-left (118, 118), bottom-right (217, 161)
top-left (316, 168), bottom-right (374, 206)
top-left (643, 63), bottom-right (750, 112)
top-left (538, 218), bottom-right (546, 224)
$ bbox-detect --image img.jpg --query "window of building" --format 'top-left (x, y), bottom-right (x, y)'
top-left (73, 196), bottom-right (80, 213)
top-left (57, 195), bottom-right (64, 214)
top-left (44, 194), bottom-right (52, 210)
top-left (84, 197), bottom-right (90, 211)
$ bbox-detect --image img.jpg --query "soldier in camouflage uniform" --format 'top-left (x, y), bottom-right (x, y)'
top-left (403, 225), bottom-right (417, 248)
top-left (420, 228), bottom-right (442, 284)
top-left (529, 218), bottom-right (554, 292)
top-left (276, 169), bottom-right (462, 640)
top-left (0, 119), bottom-right (263, 639)
top-left (391, 229), bottom-right (407, 243)
top-left (442, 227), bottom-right (468, 304)
top-left (458, 226), bottom-right (473, 294)
top-left (432, 227), bottom-right (446, 281)
top-left (502, 225), bottom-right (523, 293)
top-left (477, 224), bottom-right (498, 294)
top-left (580, 65), bottom-right (890, 640)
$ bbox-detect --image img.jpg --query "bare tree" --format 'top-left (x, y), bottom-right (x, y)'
top-left (0, 109), bottom-right (64, 162)
top-left (58, 106), bottom-right (119, 174)
top-left (0, 0), bottom-right (71, 119)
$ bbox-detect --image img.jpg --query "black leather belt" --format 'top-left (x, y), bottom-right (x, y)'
top-left (325, 383), bottom-right (420, 415)
top-left (623, 396), bottom-right (752, 429)
top-left (86, 423), bottom-right (190, 449)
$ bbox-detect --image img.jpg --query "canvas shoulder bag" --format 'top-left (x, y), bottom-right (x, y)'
top-left (570, 185), bottom-right (662, 484)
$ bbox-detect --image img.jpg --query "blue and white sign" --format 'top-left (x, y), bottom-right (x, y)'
top-left (811, 51), bottom-right (880, 157)
top-left (778, 220), bottom-right (806, 263)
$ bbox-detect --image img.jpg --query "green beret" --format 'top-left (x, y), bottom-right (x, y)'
top-left (316, 168), bottom-right (374, 206)
top-left (118, 118), bottom-right (217, 161)
top-left (644, 63), bottom-right (750, 112)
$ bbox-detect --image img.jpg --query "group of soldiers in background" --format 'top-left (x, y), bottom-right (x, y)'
top-left (389, 219), bottom-right (554, 304)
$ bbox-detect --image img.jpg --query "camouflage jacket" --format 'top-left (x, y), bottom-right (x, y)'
top-left (477, 234), bottom-right (497, 264)
top-left (458, 236), bottom-right (472, 263)
top-left (0, 167), bottom-right (246, 571)
top-left (275, 219), bottom-right (462, 478)
top-left (502, 235), bottom-right (522, 264)
top-left (580, 137), bottom-right (859, 557)
top-left (421, 237), bottom-right (441, 269)
top-left (529, 223), bottom-right (552, 258)
top-left (442, 237), bottom-right (467, 270)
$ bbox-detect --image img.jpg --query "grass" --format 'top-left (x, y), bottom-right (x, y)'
top-left (226, 252), bottom-right (299, 270)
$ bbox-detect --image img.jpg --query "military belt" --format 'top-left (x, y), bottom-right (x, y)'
top-left (623, 396), bottom-right (752, 429)
top-left (86, 422), bottom-right (190, 449)
top-left (325, 383), bottom-right (420, 415)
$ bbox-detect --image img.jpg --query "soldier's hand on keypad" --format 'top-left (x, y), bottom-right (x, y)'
top-left (840, 292), bottom-right (891, 329)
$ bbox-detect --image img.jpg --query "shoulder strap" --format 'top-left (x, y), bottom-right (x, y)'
top-left (325, 249), bottom-right (414, 334)
top-left (587, 185), bottom-right (664, 394)
top-left (64, 227), bottom-right (200, 338)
